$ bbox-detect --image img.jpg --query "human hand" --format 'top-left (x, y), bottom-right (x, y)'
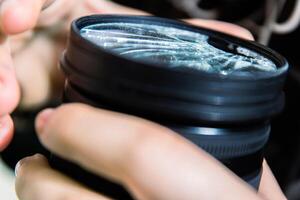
top-left (14, 103), bottom-right (286, 200)
top-left (0, 0), bottom-right (72, 151)
top-left (0, 0), bottom-right (149, 151)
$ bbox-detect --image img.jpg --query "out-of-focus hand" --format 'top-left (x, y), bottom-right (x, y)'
top-left (0, 0), bottom-right (148, 151)
top-left (14, 104), bottom-right (287, 200)
top-left (0, 0), bottom-right (71, 151)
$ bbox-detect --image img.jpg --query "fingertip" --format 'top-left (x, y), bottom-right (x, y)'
top-left (1, 7), bottom-right (30, 34)
top-left (15, 153), bottom-right (107, 200)
top-left (259, 159), bottom-right (286, 199)
top-left (235, 27), bottom-right (254, 41)
top-left (35, 108), bottom-right (55, 135)
top-left (0, 115), bottom-right (14, 151)
top-left (15, 154), bottom-right (49, 200)
top-left (15, 154), bottom-right (48, 177)
top-left (0, 66), bottom-right (21, 114)
top-left (0, 0), bottom-right (41, 34)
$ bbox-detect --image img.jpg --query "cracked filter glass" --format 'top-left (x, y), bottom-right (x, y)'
top-left (80, 22), bottom-right (278, 75)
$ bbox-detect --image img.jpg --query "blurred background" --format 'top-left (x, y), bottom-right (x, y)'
top-left (1, 0), bottom-right (299, 199)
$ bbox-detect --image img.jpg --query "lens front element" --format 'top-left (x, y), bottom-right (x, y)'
top-left (81, 22), bottom-right (277, 76)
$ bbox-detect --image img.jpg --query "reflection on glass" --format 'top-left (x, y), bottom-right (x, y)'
top-left (80, 23), bottom-right (277, 75)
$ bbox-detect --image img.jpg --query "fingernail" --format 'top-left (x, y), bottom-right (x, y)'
top-left (36, 108), bottom-right (54, 134)
top-left (31, 153), bottom-right (44, 160)
top-left (15, 154), bottom-right (47, 176)
top-left (15, 159), bottom-right (23, 177)
top-left (15, 156), bottom-right (29, 177)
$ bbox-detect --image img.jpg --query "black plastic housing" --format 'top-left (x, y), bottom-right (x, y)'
top-left (54, 15), bottom-right (289, 199)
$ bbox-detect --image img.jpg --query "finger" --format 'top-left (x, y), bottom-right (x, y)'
top-left (35, 104), bottom-right (263, 200)
top-left (37, 0), bottom-right (75, 27)
top-left (84, 0), bottom-right (149, 15)
top-left (186, 19), bottom-right (254, 40)
top-left (66, 0), bottom-right (149, 28)
top-left (15, 154), bottom-right (111, 200)
top-left (14, 34), bottom-right (57, 110)
top-left (0, 37), bottom-right (20, 115)
top-left (259, 160), bottom-right (287, 200)
top-left (0, 33), bottom-right (19, 153)
top-left (0, 114), bottom-right (13, 151)
top-left (10, 30), bottom-right (33, 54)
top-left (81, 1), bottom-right (252, 41)
top-left (62, 0), bottom-right (149, 34)
top-left (0, 0), bottom-right (55, 34)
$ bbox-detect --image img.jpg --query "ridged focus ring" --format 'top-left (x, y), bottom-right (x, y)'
top-left (173, 124), bottom-right (270, 159)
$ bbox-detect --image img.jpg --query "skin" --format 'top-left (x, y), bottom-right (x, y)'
top-left (0, 0), bottom-right (287, 199)
top-left (15, 104), bottom-right (286, 200)
top-left (0, 0), bottom-right (148, 150)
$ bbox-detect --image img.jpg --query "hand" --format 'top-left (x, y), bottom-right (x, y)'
top-left (0, 0), bottom-right (148, 151)
top-left (15, 103), bottom-right (286, 200)
top-left (0, 0), bottom-right (71, 151)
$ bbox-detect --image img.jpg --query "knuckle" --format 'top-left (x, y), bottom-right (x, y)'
top-left (15, 157), bottom-right (31, 179)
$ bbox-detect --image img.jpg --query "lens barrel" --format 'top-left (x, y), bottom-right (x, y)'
top-left (54, 15), bottom-right (288, 199)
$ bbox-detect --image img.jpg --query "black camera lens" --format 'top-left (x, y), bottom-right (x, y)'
top-left (53, 15), bottom-right (288, 199)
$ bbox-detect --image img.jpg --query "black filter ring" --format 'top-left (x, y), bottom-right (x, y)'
top-left (61, 62), bottom-right (285, 124)
top-left (61, 57), bottom-right (285, 124)
top-left (62, 15), bottom-right (288, 124)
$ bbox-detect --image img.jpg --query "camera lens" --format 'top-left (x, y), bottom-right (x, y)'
top-left (54, 15), bottom-right (288, 199)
